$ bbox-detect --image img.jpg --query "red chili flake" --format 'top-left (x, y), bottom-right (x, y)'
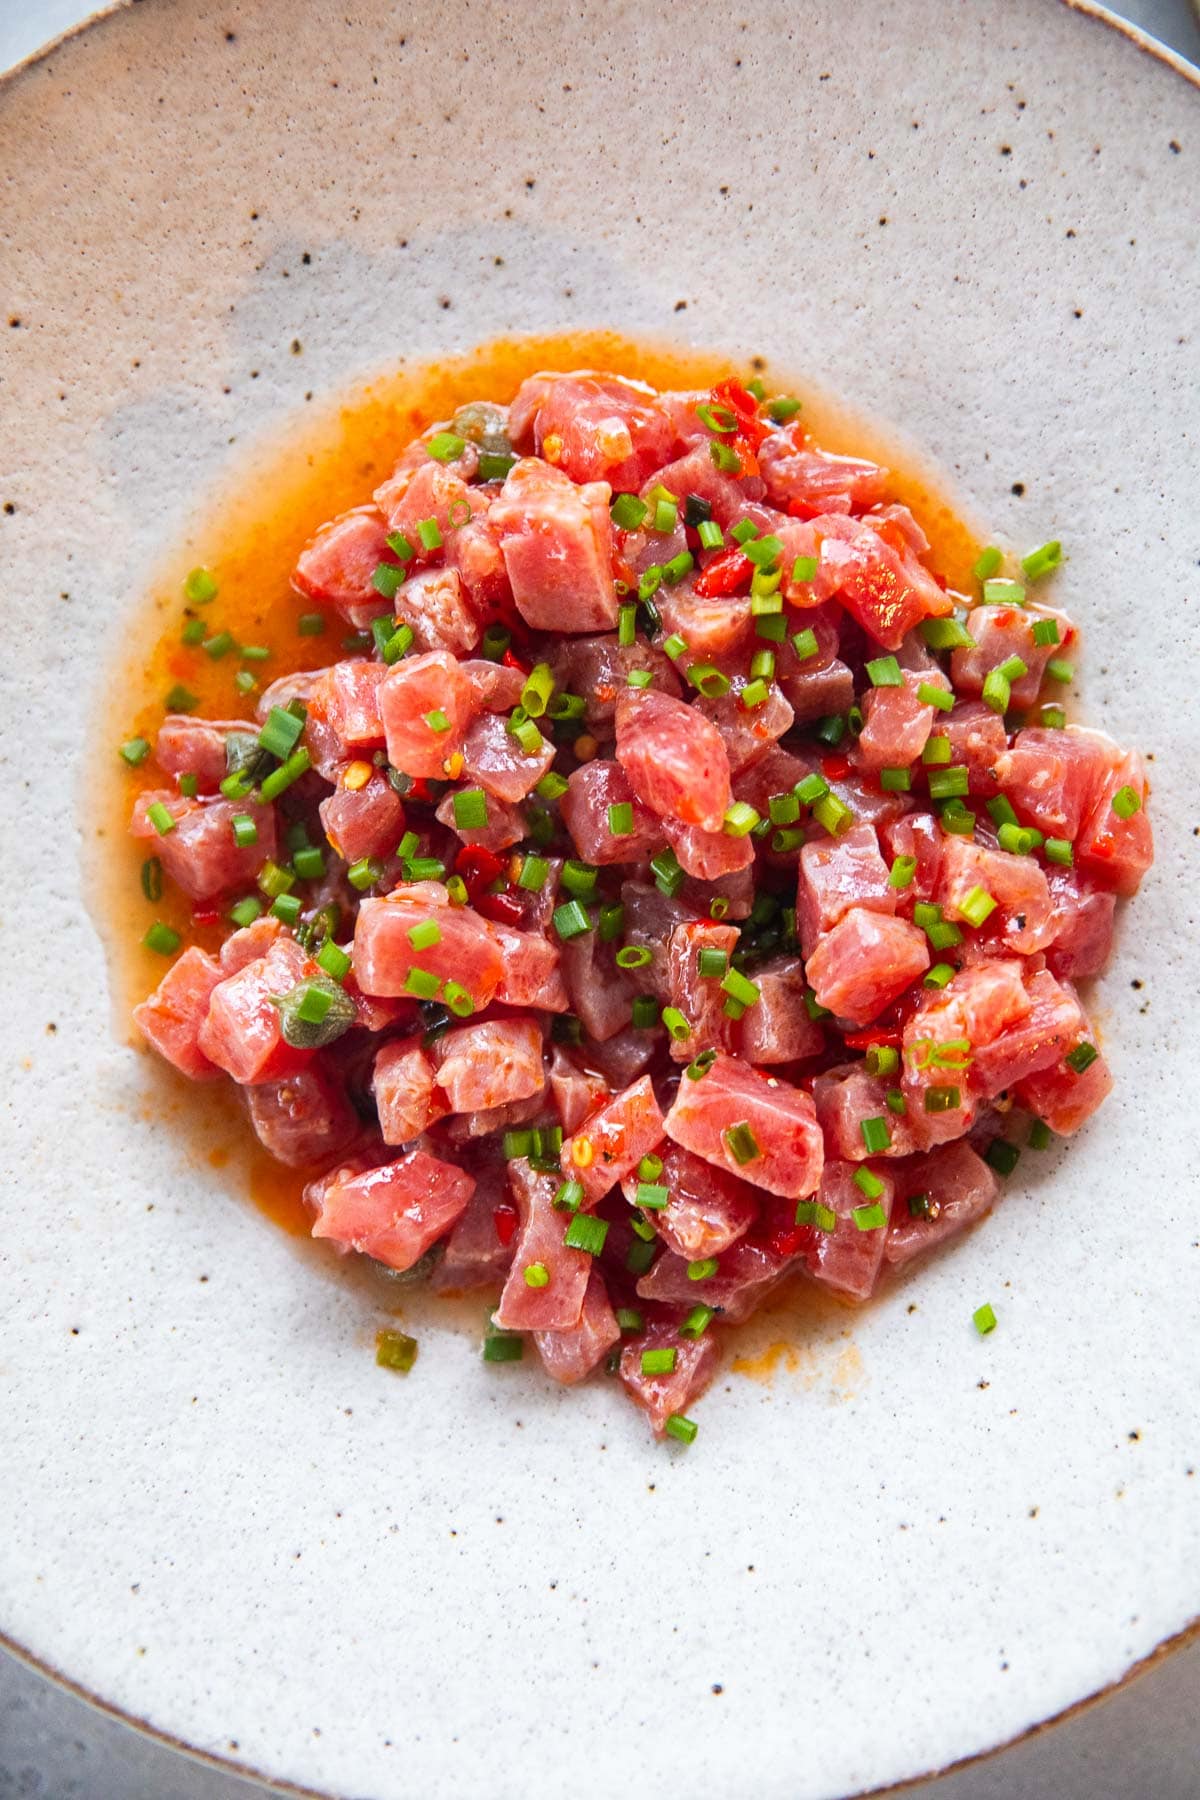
top-left (475, 891), bottom-right (525, 926)
top-left (766, 1223), bottom-right (816, 1259)
top-left (710, 378), bottom-right (768, 451)
top-left (192, 907), bottom-right (220, 927)
top-left (820, 753), bottom-right (852, 782)
top-left (406, 776), bottom-right (432, 805)
top-left (501, 647), bottom-right (529, 676)
top-left (842, 1025), bottom-right (904, 1051)
top-left (493, 1202), bottom-right (519, 1247)
top-left (455, 844), bottom-right (505, 891)
top-left (693, 546), bottom-right (754, 599)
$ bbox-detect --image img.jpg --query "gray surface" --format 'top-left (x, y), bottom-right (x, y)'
top-left (2, 0), bottom-right (1198, 1796)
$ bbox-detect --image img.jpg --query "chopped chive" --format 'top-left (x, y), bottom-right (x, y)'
top-left (522, 1261), bottom-right (550, 1289)
top-left (790, 555), bottom-right (818, 585)
top-left (662, 1006), bottom-right (691, 1041)
top-left (1031, 616), bottom-right (1061, 647)
top-left (147, 800), bottom-right (177, 837)
top-left (1111, 785), bottom-right (1142, 820)
top-left (1040, 705), bottom-right (1067, 730)
top-left (917, 681), bottom-right (954, 713)
top-left (981, 669), bottom-right (1011, 715)
top-left (795, 777), bottom-right (830, 809)
top-left (610, 492), bottom-right (649, 531)
top-left (520, 663), bottom-right (555, 719)
top-left (423, 709), bottom-right (450, 735)
top-left (403, 966), bottom-right (441, 1000)
top-left (866, 654), bottom-right (903, 688)
top-left (653, 496), bottom-right (678, 534)
top-left (627, 668), bottom-right (653, 689)
top-left (416, 517), bottom-right (443, 551)
top-left (721, 967), bottom-right (759, 1008)
top-left (972, 546), bottom-right (1003, 582)
top-left (451, 787), bottom-right (488, 831)
top-left (564, 1214), bottom-right (609, 1256)
top-left (795, 1199), bottom-right (837, 1231)
top-left (478, 451), bottom-right (516, 481)
top-left (688, 662), bottom-right (731, 699)
top-left (853, 1165), bottom-right (887, 1202)
top-left (924, 1085), bottom-right (961, 1113)
top-left (120, 737), bottom-right (152, 766)
top-left (631, 995), bottom-right (660, 1029)
top-left (959, 885), bottom-right (997, 927)
top-left (888, 854), bottom-right (918, 890)
top-left (663, 551), bottom-right (694, 586)
top-left (865, 1044), bottom-right (899, 1078)
top-left (973, 1302), bottom-right (997, 1335)
top-left (924, 962), bottom-right (956, 989)
top-left (375, 1328), bottom-right (418, 1372)
top-left (164, 683), bottom-right (198, 713)
top-left (552, 900), bottom-right (592, 941)
top-left (371, 564), bottom-right (403, 601)
top-left (983, 578), bottom-right (1026, 606)
top-left (852, 1201), bottom-right (887, 1230)
top-left (553, 1179), bottom-right (584, 1214)
top-left (607, 801), bottom-right (634, 838)
top-left (710, 441), bottom-right (742, 473)
top-left (1045, 658), bottom-right (1074, 684)
top-left (257, 706), bottom-right (305, 760)
top-left (1029, 1118), bottom-right (1054, 1150)
top-left (382, 623), bottom-right (415, 665)
top-left (928, 765), bottom-right (970, 801)
top-left (561, 860), bottom-right (599, 899)
top-left (922, 736), bottom-right (952, 767)
top-left (685, 1048), bottom-right (718, 1080)
top-left (228, 896), bottom-right (264, 929)
top-left (997, 654), bottom-right (1029, 683)
top-left (482, 1328), bottom-right (524, 1364)
top-left (723, 800), bottom-right (760, 839)
top-left (814, 713), bottom-right (846, 748)
top-left (768, 394), bottom-right (803, 421)
top-left (1066, 1041), bottom-right (1099, 1074)
top-left (880, 767), bottom-right (912, 793)
top-left (615, 945), bottom-right (653, 969)
top-left (616, 1307), bottom-right (644, 1335)
top-left (230, 812), bottom-right (258, 848)
top-left (140, 856), bottom-right (164, 902)
top-left (271, 893), bottom-right (302, 925)
top-left (181, 616), bottom-right (205, 646)
top-left (407, 919), bottom-right (442, 952)
top-left (755, 614), bottom-right (787, 644)
top-left (650, 847), bottom-right (685, 898)
top-left (860, 1116), bottom-right (891, 1153)
top-left (427, 431), bottom-right (466, 463)
top-left (723, 1121), bottom-right (760, 1165)
top-left (625, 1237), bottom-right (657, 1275)
top-left (697, 947), bottom-right (729, 978)
top-left (920, 617), bottom-right (975, 651)
top-left (1044, 837), bottom-right (1074, 866)
top-left (635, 1182), bottom-right (670, 1211)
top-left (240, 643), bottom-right (270, 663)
top-left (687, 1258), bottom-right (719, 1282)
top-left (142, 921), bottom-right (181, 956)
top-left (697, 518), bottom-right (724, 550)
top-left (680, 1306), bottom-right (714, 1339)
top-left (641, 1347), bottom-right (677, 1375)
top-left (985, 1139), bottom-right (1020, 1176)
top-left (1021, 541), bottom-right (1062, 582)
top-left (184, 566), bottom-right (219, 604)
top-left (739, 678), bottom-right (770, 711)
top-left (812, 792), bottom-right (855, 836)
top-left (598, 902), bottom-right (625, 944)
top-left (515, 853), bottom-right (549, 893)
top-left (885, 1088), bottom-right (907, 1114)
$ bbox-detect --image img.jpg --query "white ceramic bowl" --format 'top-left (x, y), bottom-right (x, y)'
top-left (2, 3), bottom-right (1198, 1795)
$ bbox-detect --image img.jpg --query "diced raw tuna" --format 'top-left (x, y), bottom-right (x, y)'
top-left (878, 814), bottom-right (943, 906)
top-left (245, 1062), bottom-right (358, 1168)
top-left (738, 955), bottom-right (826, 1064)
top-left (432, 1165), bottom-right (515, 1293)
top-left (292, 505), bottom-right (397, 620)
top-left (310, 1147), bottom-right (475, 1271)
top-left (1043, 868), bottom-right (1116, 980)
top-left (899, 961), bottom-right (1029, 1134)
top-left (812, 512), bottom-right (953, 649)
top-left (665, 1053), bottom-right (824, 1200)
top-left (620, 881), bottom-right (703, 1001)
top-left (549, 1046), bottom-right (609, 1134)
top-left (619, 1318), bottom-right (721, 1435)
top-left (805, 1160), bottom-right (895, 1302)
top-left (444, 495), bottom-right (513, 617)
top-left (655, 585), bottom-right (754, 662)
top-left (378, 649), bottom-right (473, 780)
top-left (951, 605), bottom-right (1076, 709)
top-left (546, 633), bottom-right (683, 727)
top-left (560, 761), bottom-right (664, 864)
top-left (576, 1026), bottom-right (658, 1091)
top-left (779, 658), bottom-right (856, 726)
top-left (197, 936), bottom-right (315, 1085)
top-left (390, 566), bottom-right (483, 657)
top-left (434, 1016), bottom-right (545, 1114)
top-left (993, 726), bottom-right (1121, 840)
top-left (641, 441), bottom-right (765, 526)
top-left (636, 1239), bottom-right (790, 1323)
top-left (372, 1036), bottom-right (446, 1145)
top-left (510, 371), bottom-right (675, 490)
top-left (665, 920), bottom-right (740, 1063)
top-left (884, 1141), bottom-right (1000, 1267)
top-left (485, 919), bottom-right (569, 1011)
top-left (971, 970), bottom-right (1087, 1096)
top-left (375, 458), bottom-right (480, 545)
top-left (310, 660), bottom-right (387, 750)
top-left (560, 1074), bottom-right (665, 1207)
top-left (131, 792), bottom-right (277, 901)
top-left (615, 688), bottom-right (732, 831)
top-left (661, 815), bottom-right (755, 881)
top-left (443, 1092), bottom-right (547, 1144)
top-left (622, 1140), bottom-right (759, 1260)
top-left (353, 886), bottom-right (504, 1006)
top-left (797, 824), bottom-right (897, 956)
top-left (806, 908), bottom-right (929, 1027)
top-left (937, 836), bottom-right (1054, 954)
top-left (133, 946), bottom-right (224, 1080)
top-left (459, 661), bottom-right (525, 720)
top-left (560, 928), bottom-right (636, 1041)
top-left (758, 430), bottom-right (889, 515)
top-left (1015, 1046), bottom-right (1114, 1135)
top-left (219, 916), bottom-right (283, 974)
top-left (319, 771), bottom-right (406, 864)
top-left (534, 1268), bottom-right (621, 1384)
top-left (856, 670), bottom-right (948, 770)
top-left (435, 786), bottom-right (527, 853)
top-left (490, 458), bottom-right (617, 634)
top-left (695, 680), bottom-right (795, 775)
top-left (155, 715), bottom-right (242, 790)
top-left (1076, 751), bottom-right (1153, 897)
top-left (937, 701), bottom-right (1008, 800)
top-left (813, 1064), bottom-right (921, 1161)
top-left (494, 1159), bottom-right (592, 1331)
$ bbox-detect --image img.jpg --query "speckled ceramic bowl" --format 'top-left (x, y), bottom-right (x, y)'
top-left (2, 3), bottom-right (1198, 1796)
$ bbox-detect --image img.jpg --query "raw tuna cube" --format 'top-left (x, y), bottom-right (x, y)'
top-left (636, 1239), bottom-right (790, 1323)
top-left (432, 1167), bottom-right (516, 1293)
top-left (560, 1074), bottom-right (665, 1207)
top-left (435, 786), bottom-right (527, 852)
top-left (640, 441), bottom-right (763, 527)
top-left (576, 1027), bottom-right (658, 1090)
top-left (310, 660), bottom-right (387, 750)
top-left (661, 816), bottom-right (755, 881)
top-left (619, 1318), bottom-right (720, 1435)
top-left (549, 1046), bottom-right (609, 1134)
top-left (805, 909), bottom-right (929, 1027)
top-left (937, 836), bottom-right (1054, 954)
top-left (993, 726), bottom-right (1121, 840)
top-left (444, 495), bottom-right (513, 617)
top-left (805, 1160), bottom-right (895, 1302)
top-left (813, 1064), bottom-right (921, 1161)
top-left (856, 670), bottom-right (948, 770)
top-left (219, 916), bottom-right (283, 974)
top-left (1043, 869), bottom-right (1116, 980)
top-left (490, 458), bottom-right (617, 634)
top-left (197, 936), bottom-right (315, 1085)
top-left (372, 1036), bottom-right (446, 1145)
top-left (376, 459), bottom-right (480, 545)
top-left (292, 504), bottom-right (397, 620)
top-left (779, 658), bottom-right (856, 726)
top-left (823, 513), bottom-right (953, 649)
top-left (1076, 750), bottom-right (1153, 896)
top-left (797, 824), bottom-right (897, 956)
top-left (620, 880), bottom-right (703, 1001)
top-left (245, 1062), bottom-right (359, 1168)
top-left (655, 585), bottom-right (754, 662)
top-left (461, 710), bottom-right (555, 804)
top-left (534, 1269), bottom-right (621, 1384)
top-left (133, 946), bottom-right (224, 1080)
top-left (695, 680), bottom-right (794, 775)
top-left (665, 920), bottom-right (739, 1064)
top-left (738, 956), bottom-right (826, 1064)
top-left (884, 1141), bottom-right (1000, 1268)
top-left (443, 1092), bottom-right (547, 1144)
top-left (309, 1147), bottom-right (475, 1272)
top-left (486, 920), bottom-right (569, 1012)
top-left (546, 633), bottom-right (683, 727)
top-left (509, 371), bottom-right (675, 490)
top-left (131, 792), bottom-right (276, 901)
top-left (459, 659), bottom-right (526, 716)
top-left (971, 970), bottom-right (1087, 1096)
top-left (353, 886), bottom-right (504, 1006)
top-left (878, 814), bottom-right (943, 906)
top-left (615, 687), bottom-right (732, 832)
top-left (560, 928), bottom-right (636, 1042)
top-left (665, 1053), bottom-right (825, 1200)
top-left (434, 1016), bottom-right (545, 1115)
top-left (621, 1140), bottom-right (759, 1260)
top-left (319, 771), bottom-right (406, 864)
top-left (1015, 1047), bottom-right (1114, 1135)
top-left (560, 761), bottom-right (664, 864)
top-left (378, 649), bottom-right (473, 781)
top-left (938, 701), bottom-right (1007, 800)
top-left (390, 566), bottom-right (483, 657)
top-left (154, 715), bottom-right (241, 790)
top-left (759, 431), bottom-right (889, 515)
top-left (951, 605), bottom-right (1076, 709)
top-left (494, 1159), bottom-right (592, 1331)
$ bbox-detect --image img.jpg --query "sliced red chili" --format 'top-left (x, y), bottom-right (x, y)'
top-left (493, 1202), bottom-right (519, 1247)
top-left (693, 546), bottom-right (754, 599)
top-left (455, 844), bottom-right (505, 892)
top-left (766, 1223), bottom-right (816, 1259)
top-left (841, 1025), bottom-right (904, 1051)
top-left (820, 753), bottom-right (852, 782)
top-left (710, 378), bottom-right (768, 451)
top-left (501, 647), bottom-right (530, 676)
top-left (192, 907), bottom-right (220, 928)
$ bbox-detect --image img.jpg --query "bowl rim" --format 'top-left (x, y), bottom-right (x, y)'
top-left (2, 1), bottom-right (1197, 1794)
